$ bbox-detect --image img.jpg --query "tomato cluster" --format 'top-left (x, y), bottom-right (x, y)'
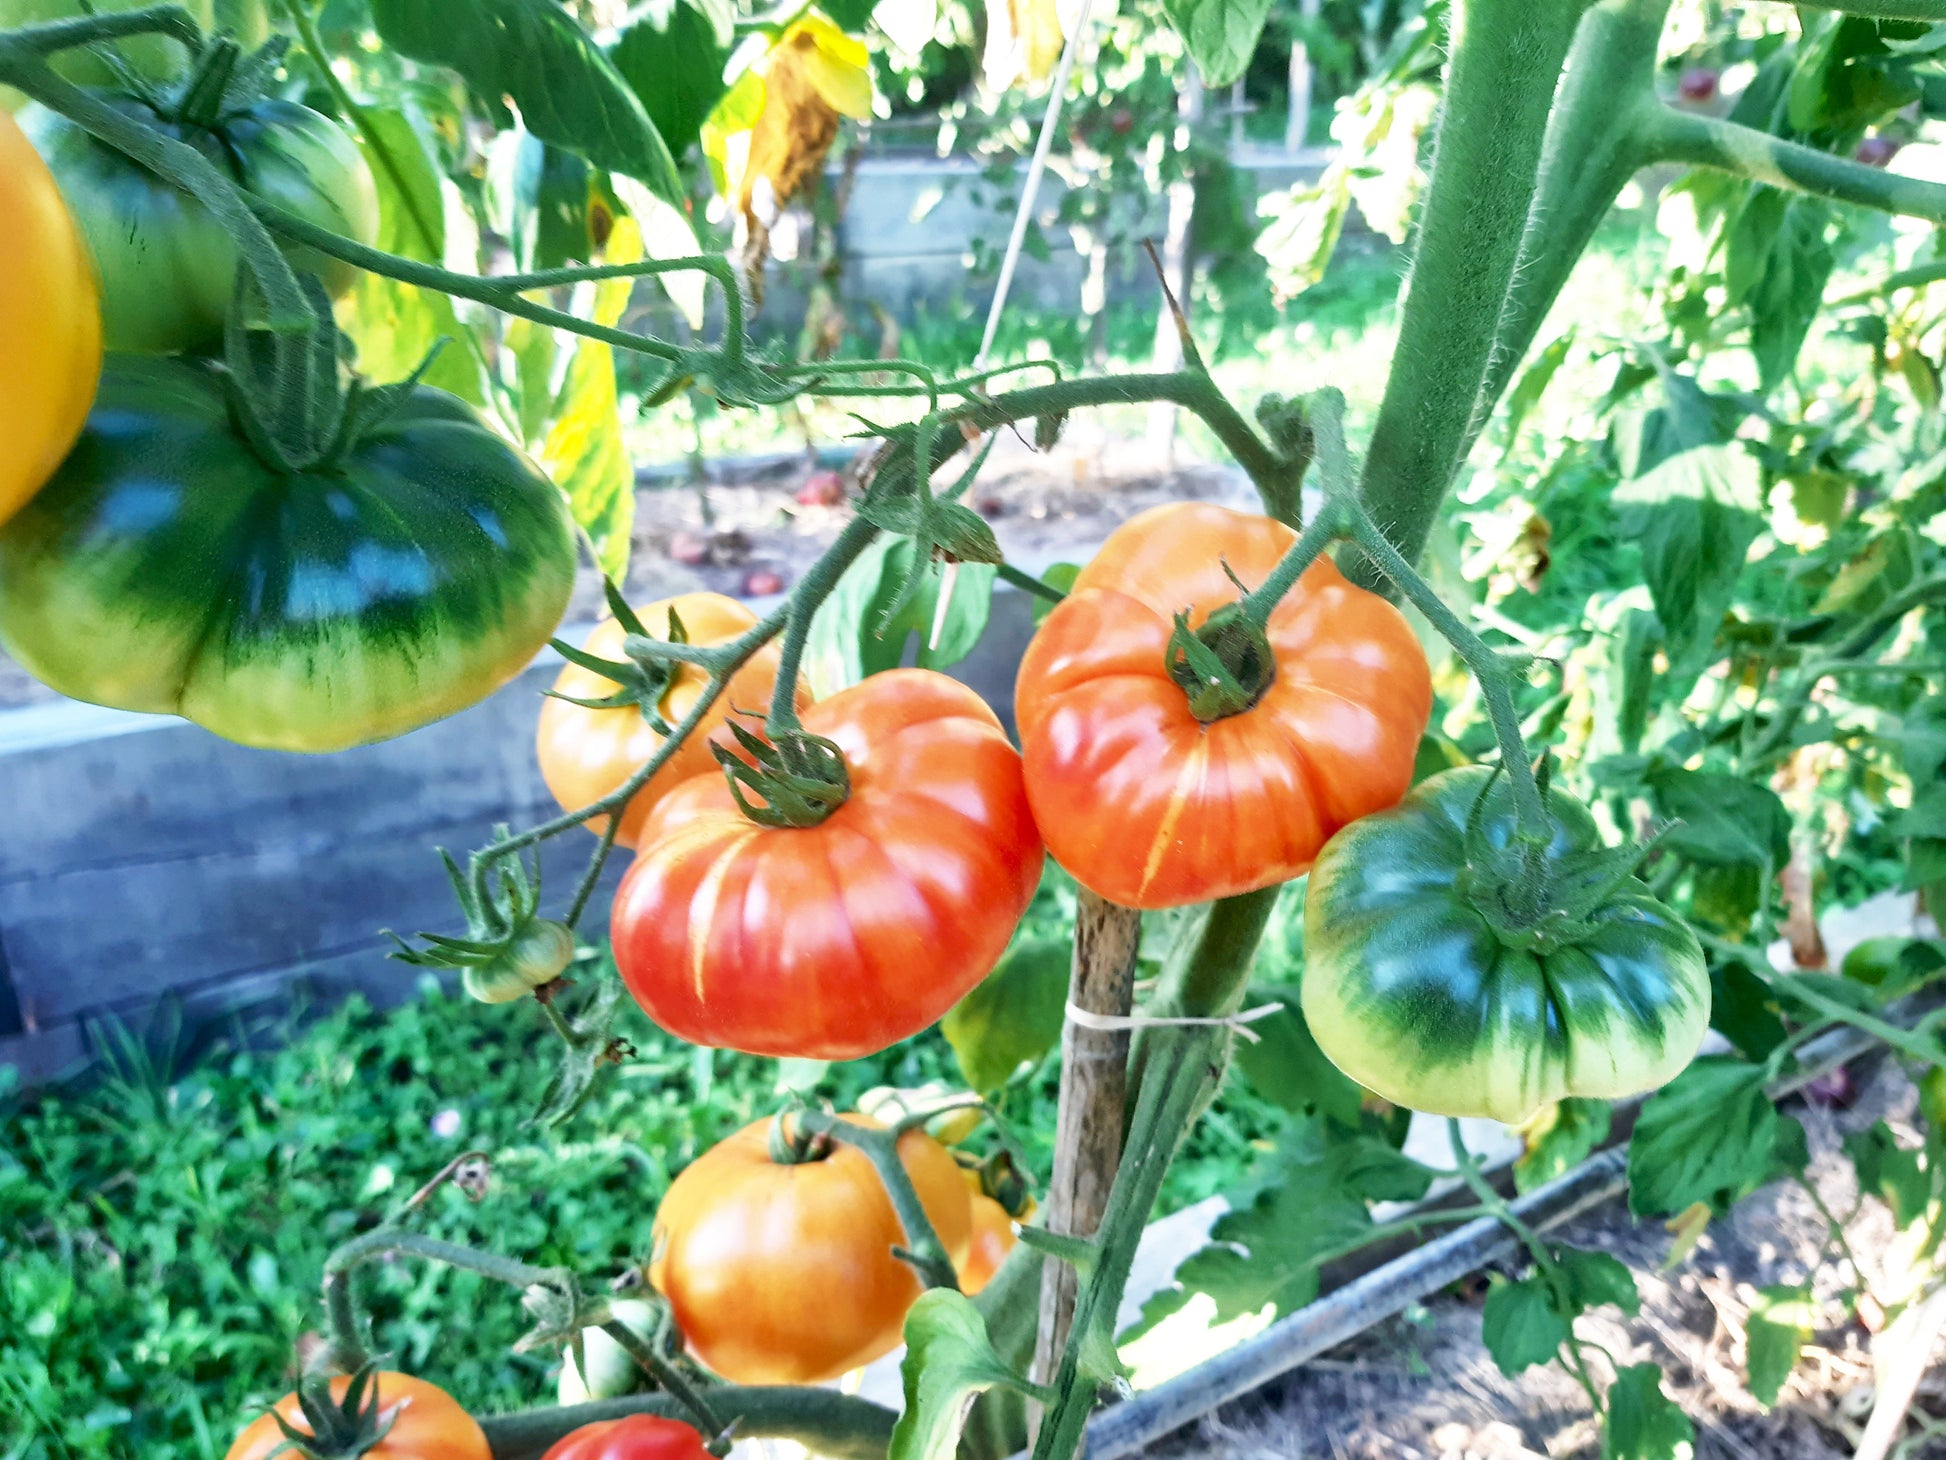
top-left (0, 43), bottom-right (573, 751)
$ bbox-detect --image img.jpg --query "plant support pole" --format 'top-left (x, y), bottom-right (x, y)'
top-left (1031, 891), bottom-right (1143, 1400)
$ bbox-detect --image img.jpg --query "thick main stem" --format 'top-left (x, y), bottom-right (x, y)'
top-left (1479, 0), bottom-right (1669, 413)
top-left (1351, 0), bottom-right (1588, 589)
top-left (478, 1389), bottom-right (899, 1460)
top-left (1031, 892), bottom-right (1142, 1406)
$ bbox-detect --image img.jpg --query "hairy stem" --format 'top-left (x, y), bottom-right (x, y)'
top-left (794, 1112), bottom-right (961, 1292)
top-left (598, 1318), bottom-right (724, 1449)
top-left (1642, 107), bottom-right (1946, 222)
top-left (1481, 0), bottom-right (1670, 412)
top-left (1351, 0), bottom-right (1590, 588)
top-left (0, 3), bottom-right (200, 54)
top-left (478, 1389), bottom-right (899, 1460)
top-left (320, 1229), bottom-right (564, 1368)
top-left (765, 517), bottom-right (877, 735)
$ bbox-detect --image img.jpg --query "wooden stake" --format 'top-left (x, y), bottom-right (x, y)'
top-left (1031, 888), bottom-right (1143, 1413)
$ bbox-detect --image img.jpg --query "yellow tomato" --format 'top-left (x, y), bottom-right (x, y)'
top-left (0, 107), bottom-right (100, 526)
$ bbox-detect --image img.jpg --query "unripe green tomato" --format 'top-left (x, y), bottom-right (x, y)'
top-left (462, 921), bottom-right (575, 1005)
top-left (557, 1298), bottom-right (659, 1404)
top-left (20, 92), bottom-right (378, 354)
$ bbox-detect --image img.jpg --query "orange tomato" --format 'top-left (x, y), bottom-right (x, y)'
top-left (649, 1115), bottom-right (973, 1384)
top-left (1013, 502), bottom-right (1431, 908)
top-left (536, 593), bottom-right (807, 848)
top-left (957, 1192), bottom-right (1017, 1296)
top-left (0, 106), bottom-right (100, 527)
top-left (611, 669), bottom-right (1043, 1059)
top-left (223, 1372), bottom-right (488, 1460)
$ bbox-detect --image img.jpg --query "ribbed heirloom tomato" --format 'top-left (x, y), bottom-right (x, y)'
top-left (1302, 766), bottom-right (1711, 1124)
top-left (0, 356), bottom-right (576, 750)
top-left (22, 75), bottom-right (379, 354)
top-left (224, 1372), bottom-right (489, 1460)
top-left (611, 668), bottom-right (1043, 1059)
top-left (1014, 502), bottom-right (1432, 909)
top-left (542, 1416), bottom-right (712, 1460)
top-left (537, 593), bottom-right (807, 847)
top-left (0, 108), bottom-right (101, 529)
top-left (649, 1114), bottom-right (973, 1384)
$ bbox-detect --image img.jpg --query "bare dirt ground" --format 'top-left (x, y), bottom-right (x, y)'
top-left (0, 430), bottom-right (1248, 711)
top-left (1148, 1057), bottom-right (1944, 1460)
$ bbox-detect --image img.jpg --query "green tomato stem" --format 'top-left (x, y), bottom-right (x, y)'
top-left (0, 4), bottom-right (200, 57)
top-left (764, 516), bottom-right (879, 736)
top-left (597, 1318), bottom-right (726, 1452)
top-left (790, 1111), bottom-right (962, 1293)
top-left (1443, 1120), bottom-right (1605, 1415)
top-left (1350, 0), bottom-right (1592, 589)
top-left (1641, 106), bottom-right (1946, 222)
top-left (1339, 494), bottom-right (1551, 853)
top-left (320, 1229), bottom-right (564, 1371)
top-left (0, 56), bottom-right (313, 337)
top-left (996, 561), bottom-right (1068, 605)
top-left (477, 1388), bottom-right (899, 1460)
top-left (1478, 0), bottom-right (1669, 413)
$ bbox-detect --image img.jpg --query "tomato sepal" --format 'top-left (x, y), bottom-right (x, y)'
top-left (268, 1364), bottom-right (400, 1460)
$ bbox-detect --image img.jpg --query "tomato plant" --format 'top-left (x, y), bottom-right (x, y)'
top-left (0, 105), bottom-right (99, 528)
top-left (0, 355), bottom-right (576, 750)
top-left (1015, 501), bottom-right (1431, 908)
top-left (3, 1), bottom-right (1945, 1458)
top-left (537, 593), bottom-right (807, 848)
top-left (611, 668), bottom-right (1043, 1059)
top-left (20, 55), bottom-right (377, 353)
top-left (648, 1114), bottom-right (973, 1384)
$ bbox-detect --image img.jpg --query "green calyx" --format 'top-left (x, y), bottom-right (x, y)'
top-left (714, 721), bottom-right (851, 829)
top-left (268, 1364), bottom-right (397, 1460)
top-left (221, 265), bottom-right (443, 477)
top-left (766, 1109), bottom-right (838, 1166)
top-left (166, 34), bottom-right (288, 130)
top-left (547, 581), bottom-right (685, 730)
top-left (1165, 602), bottom-right (1276, 723)
top-left (389, 836), bottom-right (575, 1004)
top-left (1458, 772), bottom-right (1665, 954)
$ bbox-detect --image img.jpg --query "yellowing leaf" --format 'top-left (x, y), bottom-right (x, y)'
top-left (982, 0), bottom-right (1066, 90)
top-left (539, 215), bottom-right (643, 578)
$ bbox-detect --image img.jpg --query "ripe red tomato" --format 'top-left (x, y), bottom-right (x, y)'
top-left (224, 1373), bottom-right (488, 1460)
top-left (541, 1415), bottom-right (712, 1460)
top-left (649, 1115), bottom-right (973, 1384)
top-left (1014, 502), bottom-right (1431, 909)
top-left (536, 594), bottom-right (807, 849)
top-left (611, 668), bottom-right (1043, 1058)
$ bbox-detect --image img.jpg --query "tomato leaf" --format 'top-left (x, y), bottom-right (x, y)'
top-left (1627, 1058), bottom-right (1789, 1217)
top-left (891, 1290), bottom-right (1040, 1460)
top-left (1705, 951), bottom-right (1790, 1060)
top-left (1514, 1098), bottom-right (1611, 1194)
top-left (1646, 767), bottom-right (1789, 871)
top-left (1232, 987), bottom-right (1365, 1127)
top-left (539, 217), bottom-right (642, 579)
top-left (802, 537), bottom-right (996, 696)
top-left (1613, 446), bottom-right (1760, 676)
top-left (1602, 1362), bottom-right (1695, 1460)
top-left (1129, 1117), bottom-right (1434, 1337)
top-left (369, 0), bottom-right (683, 201)
top-left (1481, 1274), bottom-right (1569, 1376)
top-left (941, 939), bottom-right (1070, 1093)
top-left (1745, 1283), bottom-right (1815, 1409)
top-left (1847, 1122), bottom-right (1930, 1229)
top-left (1159, 0), bottom-right (1274, 87)
top-left (610, 0), bottom-right (733, 160)
top-left (1557, 1246), bottom-right (1639, 1316)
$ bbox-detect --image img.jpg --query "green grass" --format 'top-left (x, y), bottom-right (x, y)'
top-left (0, 870), bottom-right (1296, 1459)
